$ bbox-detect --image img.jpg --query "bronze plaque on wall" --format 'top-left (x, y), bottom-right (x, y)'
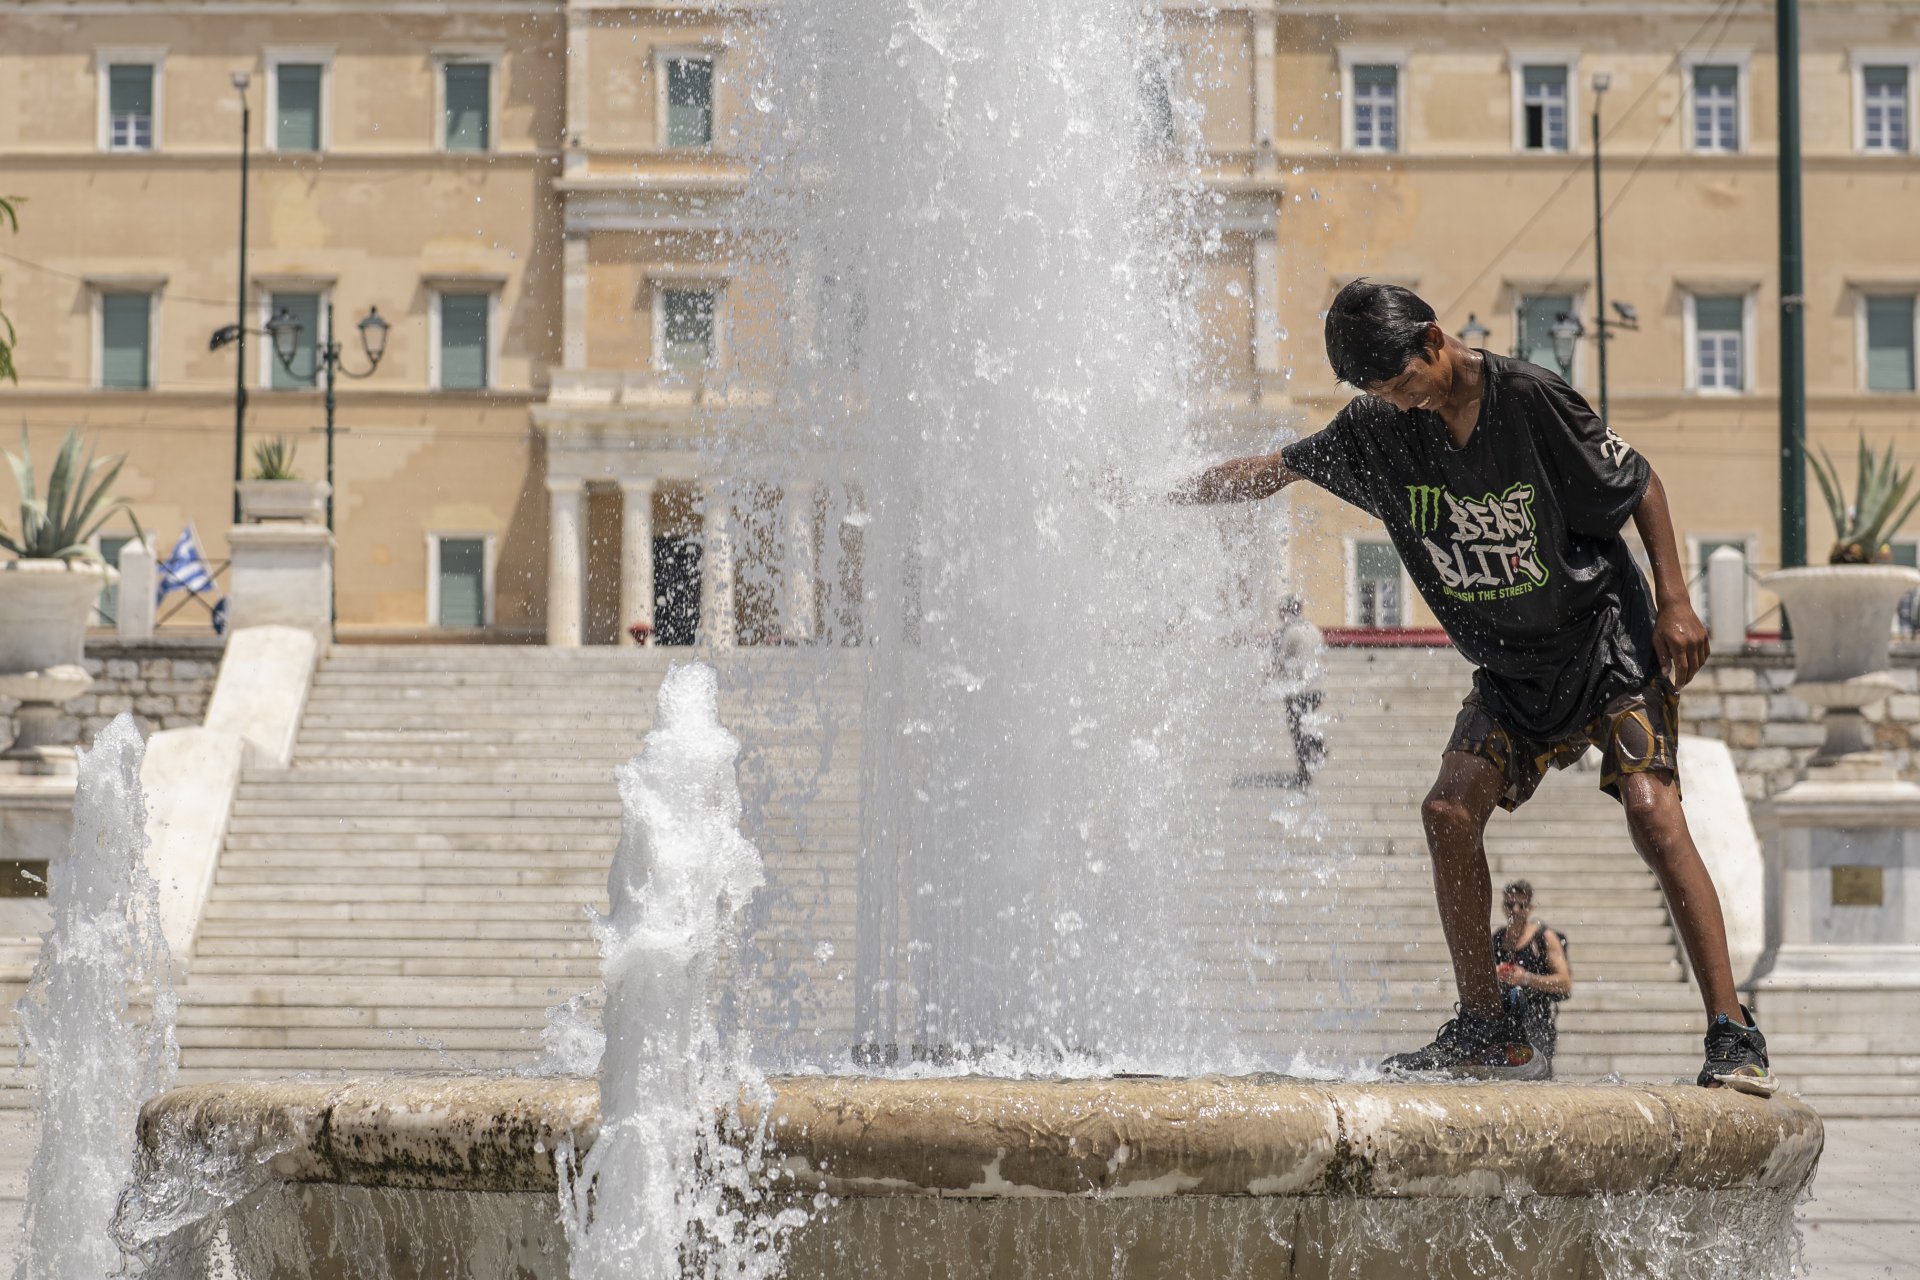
top-left (1831, 866), bottom-right (1886, 907)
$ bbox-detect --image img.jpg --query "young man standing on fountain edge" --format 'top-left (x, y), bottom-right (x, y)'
top-left (1172, 279), bottom-right (1777, 1095)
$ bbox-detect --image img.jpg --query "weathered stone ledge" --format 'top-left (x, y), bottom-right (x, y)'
top-left (135, 1073), bottom-right (1823, 1202)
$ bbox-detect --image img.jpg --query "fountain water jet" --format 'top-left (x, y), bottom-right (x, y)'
top-left (11, 714), bottom-right (176, 1280)
top-left (561, 663), bottom-right (799, 1279)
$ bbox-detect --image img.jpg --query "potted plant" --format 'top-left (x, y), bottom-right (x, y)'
top-left (1765, 436), bottom-right (1920, 763)
top-left (0, 427), bottom-right (138, 764)
top-left (237, 436), bottom-right (329, 524)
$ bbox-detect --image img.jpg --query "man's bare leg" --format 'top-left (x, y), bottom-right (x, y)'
top-left (1419, 752), bottom-right (1509, 1019)
top-left (1617, 770), bottom-right (1743, 1022)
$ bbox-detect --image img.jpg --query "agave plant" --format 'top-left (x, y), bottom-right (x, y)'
top-left (252, 435), bottom-right (300, 481)
top-left (1, 427), bottom-right (141, 562)
top-left (1810, 435), bottom-right (1920, 565)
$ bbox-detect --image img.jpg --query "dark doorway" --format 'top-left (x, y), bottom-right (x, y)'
top-left (653, 536), bottom-right (703, 646)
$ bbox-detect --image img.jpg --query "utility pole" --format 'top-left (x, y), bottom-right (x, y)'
top-left (1777, 0), bottom-right (1808, 568)
top-left (231, 72), bottom-right (251, 525)
top-left (1592, 74), bottom-right (1612, 422)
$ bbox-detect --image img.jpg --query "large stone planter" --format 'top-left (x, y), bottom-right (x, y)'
top-left (238, 479), bottom-right (330, 525)
top-left (1758, 563), bottom-right (1920, 986)
top-left (0, 558), bottom-right (113, 767)
top-left (1765, 564), bottom-right (1920, 761)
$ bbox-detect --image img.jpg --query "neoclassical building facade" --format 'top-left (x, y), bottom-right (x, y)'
top-left (3, 0), bottom-right (1919, 642)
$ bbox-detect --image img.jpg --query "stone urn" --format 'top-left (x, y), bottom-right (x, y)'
top-left (238, 478), bottom-right (330, 524)
top-left (0, 558), bottom-right (114, 769)
top-left (1765, 564), bottom-right (1920, 763)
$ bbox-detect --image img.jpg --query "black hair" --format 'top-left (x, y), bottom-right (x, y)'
top-left (1503, 879), bottom-right (1534, 903)
top-left (1323, 278), bottom-right (1439, 388)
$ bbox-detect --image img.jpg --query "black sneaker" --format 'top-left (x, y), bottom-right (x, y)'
top-left (1381, 1004), bottom-right (1548, 1081)
top-left (1698, 1006), bottom-right (1779, 1096)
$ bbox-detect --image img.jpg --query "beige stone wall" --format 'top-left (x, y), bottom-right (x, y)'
top-left (0, 4), bottom-right (562, 636)
top-left (4, 1), bottom-right (1919, 638)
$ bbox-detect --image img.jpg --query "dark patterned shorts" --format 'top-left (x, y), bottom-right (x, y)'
top-left (1445, 680), bottom-right (1682, 812)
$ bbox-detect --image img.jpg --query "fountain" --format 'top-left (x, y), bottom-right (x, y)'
top-left (24, 0), bottom-right (1827, 1274)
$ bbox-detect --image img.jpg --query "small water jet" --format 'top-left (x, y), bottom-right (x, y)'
top-left (561, 662), bottom-right (800, 1279)
top-left (11, 714), bottom-right (176, 1280)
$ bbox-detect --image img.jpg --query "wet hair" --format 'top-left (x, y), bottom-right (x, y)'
top-left (1503, 879), bottom-right (1534, 904)
top-left (1323, 278), bottom-right (1439, 388)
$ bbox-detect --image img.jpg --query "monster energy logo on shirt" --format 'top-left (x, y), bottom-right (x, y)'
top-left (1405, 482), bottom-right (1549, 603)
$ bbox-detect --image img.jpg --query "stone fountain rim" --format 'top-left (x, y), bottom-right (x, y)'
top-left (131, 1073), bottom-right (1823, 1204)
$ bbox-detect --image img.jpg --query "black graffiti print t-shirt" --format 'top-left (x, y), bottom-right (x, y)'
top-left (1282, 352), bottom-right (1656, 743)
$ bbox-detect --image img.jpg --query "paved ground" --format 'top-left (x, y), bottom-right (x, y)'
top-left (0, 1110), bottom-right (1912, 1274)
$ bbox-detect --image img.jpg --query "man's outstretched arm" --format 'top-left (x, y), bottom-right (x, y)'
top-left (1169, 450), bottom-right (1301, 505)
top-left (1631, 468), bottom-right (1711, 688)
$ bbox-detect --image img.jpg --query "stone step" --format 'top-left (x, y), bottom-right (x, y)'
top-left (189, 956), bottom-right (603, 978)
top-left (175, 1024), bottom-right (544, 1051)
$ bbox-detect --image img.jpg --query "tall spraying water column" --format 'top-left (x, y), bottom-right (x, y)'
top-left (732, 0), bottom-right (1278, 1064)
top-left (11, 715), bottom-right (176, 1279)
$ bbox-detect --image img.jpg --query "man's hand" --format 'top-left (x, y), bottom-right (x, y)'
top-left (1653, 600), bottom-right (1710, 688)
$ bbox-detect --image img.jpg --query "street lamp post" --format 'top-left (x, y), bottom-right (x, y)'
top-left (1777, 0), bottom-right (1808, 569)
top-left (230, 71), bottom-right (251, 525)
top-left (210, 304), bottom-right (387, 636)
top-left (1592, 72), bottom-right (1613, 422)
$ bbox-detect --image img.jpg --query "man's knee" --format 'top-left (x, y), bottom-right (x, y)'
top-left (1619, 770), bottom-right (1684, 846)
top-left (1421, 791), bottom-right (1484, 845)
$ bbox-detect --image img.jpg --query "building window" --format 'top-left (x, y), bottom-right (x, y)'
top-left (1351, 540), bottom-right (1405, 628)
top-left (1691, 294), bottom-right (1747, 392)
top-left (1138, 55), bottom-right (1177, 153)
top-left (266, 291), bottom-right (322, 389)
top-left (1865, 295), bottom-right (1917, 392)
top-left (1517, 293), bottom-right (1576, 380)
top-left (1892, 540), bottom-right (1920, 637)
top-left (657, 287), bottom-right (717, 371)
top-left (664, 56), bottom-right (714, 148)
top-left (99, 292), bottom-right (152, 389)
top-left (437, 293), bottom-right (490, 390)
top-left (1691, 64), bottom-right (1741, 152)
top-left (433, 536), bottom-right (488, 628)
top-left (96, 533), bottom-right (137, 625)
top-left (1862, 64), bottom-right (1912, 153)
top-left (1520, 64), bottom-right (1570, 152)
top-left (274, 62), bottom-right (324, 152)
top-left (443, 62), bottom-right (491, 152)
top-left (107, 63), bottom-right (156, 151)
top-left (1351, 65), bottom-right (1400, 152)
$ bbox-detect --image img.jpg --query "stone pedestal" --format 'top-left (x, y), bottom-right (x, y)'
top-left (1755, 759), bottom-right (1920, 983)
top-left (227, 525), bottom-right (334, 644)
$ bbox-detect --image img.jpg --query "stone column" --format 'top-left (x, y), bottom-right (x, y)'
top-left (545, 477), bottom-right (586, 648)
top-left (1253, 232), bottom-right (1281, 374)
top-left (117, 537), bottom-right (156, 642)
top-left (619, 479), bottom-right (657, 646)
top-left (700, 481), bottom-right (736, 649)
top-left (784, 483), bottom-right (819, 644)
top-left (1252, 9), bottom-right (1278, 169)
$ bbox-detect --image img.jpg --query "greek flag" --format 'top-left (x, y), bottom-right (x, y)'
top-left (156, 524), bottom-right (227, 633)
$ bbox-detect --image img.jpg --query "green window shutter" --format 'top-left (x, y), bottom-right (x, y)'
top-left (444, 63), bottom-right (491, 151)
top-left (440, 294), bottom-right (489, 390)
top-left (269, 292), bottom-right (320, 389)
top-left (666, 58), bottom-right (714, 147)
top-left (1694, 296), bottom-right (1743, 333)
top-left (437, 538), bottom-right (486, 627)
top-left (100, 293), bottom-right (151, 389)
top-left (1518, 294), bottom-right (1575, 378)
top-left (276, 64), bottom-right (323, 151)
top-left (661, 288), bottom-right (715, 369)
top-left (1867, 297), bottom-right (1917, 392)
top-left (108, 64), bottom-right (154, 149)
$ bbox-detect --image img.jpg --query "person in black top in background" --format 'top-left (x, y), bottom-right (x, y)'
top-left (1492, 879), bottom-right (1571, 1071)
top-left (1172, 279), bottom-right (1776, 1095)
